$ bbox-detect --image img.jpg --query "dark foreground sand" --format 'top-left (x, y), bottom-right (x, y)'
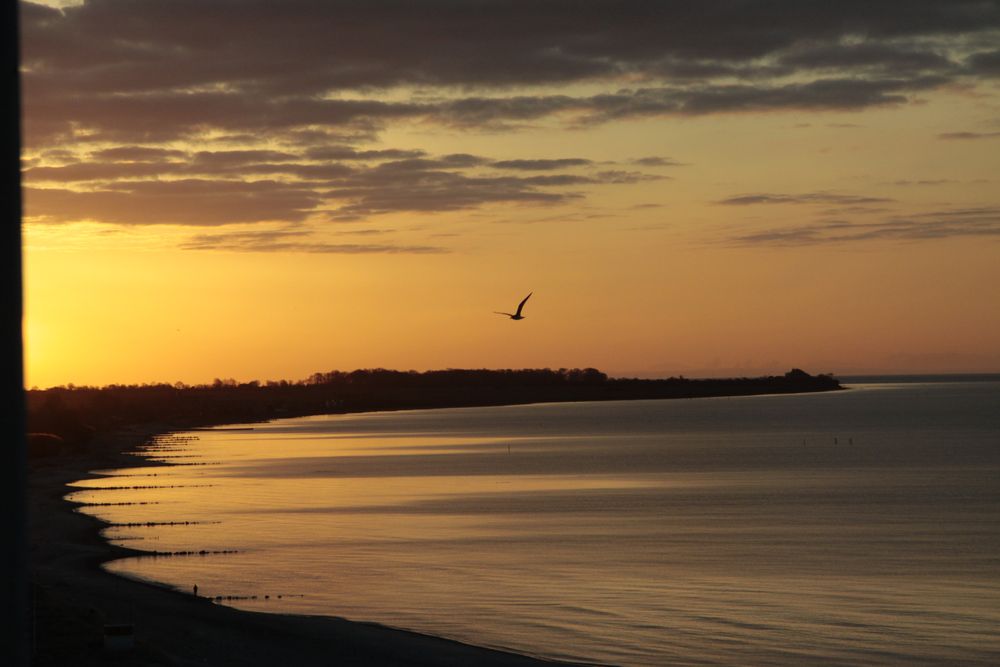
top-left (28, 426), bottom-right (571, 666)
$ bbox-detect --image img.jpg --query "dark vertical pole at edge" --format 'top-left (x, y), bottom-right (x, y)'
top-left (4, 0), bottom-right (28, 664)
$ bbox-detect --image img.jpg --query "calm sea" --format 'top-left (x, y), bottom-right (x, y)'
top-left (71, 380), bottom-right (1000, 666)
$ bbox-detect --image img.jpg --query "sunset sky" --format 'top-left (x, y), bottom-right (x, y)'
top-left (21, 0), bottom-right (1000, 388)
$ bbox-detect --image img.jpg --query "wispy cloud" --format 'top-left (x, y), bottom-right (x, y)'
top-left (937, 131), bottom-right (1000, 140)
top-left (727, 206), bottom-right (1000, 246)
top-left (630, 157), bottom-right (686, 167)
top-left (717, 192), bottom-right (895, 206)
top-left (181, 228), bottom-right (447, 254)
top-left (884, 179), bottom-right (956, 186)
top-left (491, 158), bottom-right (592, 171)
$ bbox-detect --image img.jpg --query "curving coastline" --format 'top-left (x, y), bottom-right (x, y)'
top-left (28, 371), bottom-right (841, 665)
top-left (29, 424), bottom-right (572, 666)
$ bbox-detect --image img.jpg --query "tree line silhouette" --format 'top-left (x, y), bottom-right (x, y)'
top-left (27, 367), bottom-right (839, 457)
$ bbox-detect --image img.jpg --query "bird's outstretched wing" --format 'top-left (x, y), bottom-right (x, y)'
top-left (514, 292), bottom-right (532, 317)
top-left (494, 311), bottom-right (514, 317)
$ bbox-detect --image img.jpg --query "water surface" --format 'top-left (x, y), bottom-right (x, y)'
top-left (71, 381), bottom-right (1000, 665)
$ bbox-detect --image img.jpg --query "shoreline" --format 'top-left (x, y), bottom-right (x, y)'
top-left (30, 386), bottom-right (845, 665)
top-left (29, 420), bottom-right (575, 666)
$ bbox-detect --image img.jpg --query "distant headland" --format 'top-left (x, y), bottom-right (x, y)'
top-left (27, 367), bottom-right (839, 457)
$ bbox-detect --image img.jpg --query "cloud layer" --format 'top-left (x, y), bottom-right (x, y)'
top-left (19, 1), bottom-right (1000, 243)
top-left (23, 0), bottom-right (1000, 146)
top-left (24, 146), bottom-right (670, 225)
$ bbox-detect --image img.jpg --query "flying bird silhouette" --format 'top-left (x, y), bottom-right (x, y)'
top-left (495, 292), bottom-right (532, 320)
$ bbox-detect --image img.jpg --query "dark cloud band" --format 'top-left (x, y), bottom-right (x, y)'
top-left (22, 1), bottom-right (1000, 145)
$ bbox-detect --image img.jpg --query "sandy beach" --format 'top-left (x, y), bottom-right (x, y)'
top-left (28, 425), bottom-right (566, 666)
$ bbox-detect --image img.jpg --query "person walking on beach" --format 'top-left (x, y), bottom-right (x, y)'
top-left (193, 584), bottom-right (198, 597)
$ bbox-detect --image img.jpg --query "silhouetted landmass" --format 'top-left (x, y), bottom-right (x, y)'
top-left (27, 368), bottom-right (839, 456)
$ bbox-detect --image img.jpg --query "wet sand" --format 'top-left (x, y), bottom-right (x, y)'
top-left (28, 425), bottom-right (567, 666)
